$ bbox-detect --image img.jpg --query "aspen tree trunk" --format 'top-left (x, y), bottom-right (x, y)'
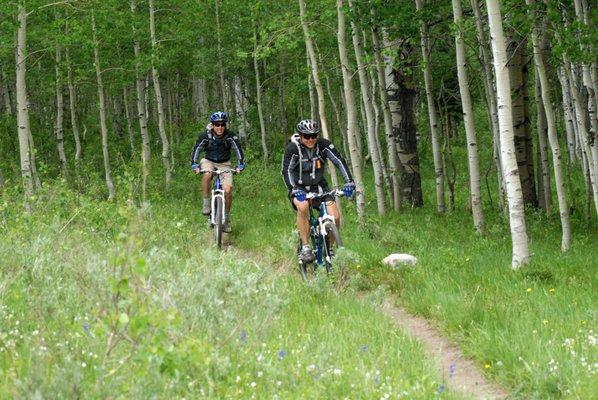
top-left (337, 0), bottom-right (365, 221)
top-left (508, 35), bottom-right (537, 206)
top-left (1, 69), bottom-right (12, 115)
top-left (123, 86), bottom-right (135, 155)
top-left (54, 44), bottom-right (68, 179)
top-left (527, 0), bottom-right (571, 250)
top-left (471, 0), bottom-right (504, 211)
top-left (347, 0), bottom-right (384, 213)
top-left (416, 0), bottom-right (445, 214)
top-left (486, 0), bottom-right (530, 268)
top-left (91, 14), bottom-right (115, 201)
top-left (306, 54), bottom-right (318, 121)
top-left (325, 74), bottom-right (349, 158)
top-left (253, 27), bottom-right (268, 161)
top-left (299, 0), bottom-right (340, 189)
top-left (452, 0), bottom-right (484, 233)
top-left (535, 71), bottom-right (551, 212)
top-left (131, 0), bottom-right (151, 200)
top-left (278, 61), bottom-right (287, 133)
top-left (233, 76), bottom-right (247, 141)
top-left (557, 67), bottom-right (578, 164)
top-left (573, 0), bottom-right (598, 155)
top-left (383, 33), bottom-right (423, 207)
top-left (65, 44), bottom-right (81, 163)
top-left (371, 24), bottom-right (401, 210)
top-left (215, 0), bottom-right (229, 111)
top-left (149, 0), bottom-right (171, 184)
top-left (16, 4), bottom-right (34, 207)
top-left (563, 59), bottom-right (598, 215)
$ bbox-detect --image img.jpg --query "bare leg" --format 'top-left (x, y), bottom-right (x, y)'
top-left (202, 173), bottom-right (212, 197)
top-left (224, 185), bottom-right (233, 211)
top-left (294, 198), bottom-right (310, 245)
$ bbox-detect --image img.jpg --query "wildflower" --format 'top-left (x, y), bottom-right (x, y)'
top-left (360, 344), bottom-right (369, 352)
top-left (526, 288), bottom-right (532, 293)
top-left (543, 320), bottom-right (548, 325)
top-left (278, 349), bottom-right (286, 360)
top-left (307, 364), bottom-right (316, 372)
top-left (549, 288), bottom-right (555, 293)
top-left (448, 363), bottom-right (456, 378)
top-left (484, 364), bottom-right (491, 369)
top-left (249, 382), bottom-right (256, 388)
top-left (333, 368), bottom-right (342, 376)
top-left (81, 362), bottom-right (87, 368)
top-left (437, 384), bottom-right (446, 394)
top-left (239, 330), bottom-right (248, 344)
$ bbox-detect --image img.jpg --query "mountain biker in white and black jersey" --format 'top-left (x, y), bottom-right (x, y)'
top-left (281, 119), bottom-right (355, 263)
top-left (191, 111), bottom-right (245, 233)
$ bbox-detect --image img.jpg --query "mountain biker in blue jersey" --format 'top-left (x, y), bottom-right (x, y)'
top-left (281, 119), bottom-right (355, 263)
top-left (191, 111), bottom-right (246, 233)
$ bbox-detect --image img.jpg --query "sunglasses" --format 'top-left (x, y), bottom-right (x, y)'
top-left (301, 134), bottom-right (318, 140)
top-left (213, 122), bottom-right (226, 127)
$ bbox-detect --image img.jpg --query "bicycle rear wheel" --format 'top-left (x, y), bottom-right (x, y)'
top-left (323, 223), bottom-right (343, 273)
top-left (213, 197), bottom-right (224, 248)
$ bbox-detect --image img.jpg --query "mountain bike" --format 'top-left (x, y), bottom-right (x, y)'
top-left (200, 168), bottom-right (236, 249)
top-left (297, 189), bottom-right (345, 281)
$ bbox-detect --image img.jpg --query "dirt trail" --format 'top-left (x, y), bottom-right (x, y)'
top-left (381, 299), bottom-right (508, 400)
top-left (220, 238), bottom-right (509, 399)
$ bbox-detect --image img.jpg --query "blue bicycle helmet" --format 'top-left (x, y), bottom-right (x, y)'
top-left (210, 111), bottom-right (228, 123)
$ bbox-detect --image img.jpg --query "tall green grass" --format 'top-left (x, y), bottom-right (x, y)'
top-left (0, 178), bottom-right (460, 399)
top-left (233, 163), bottom-right (597, 399)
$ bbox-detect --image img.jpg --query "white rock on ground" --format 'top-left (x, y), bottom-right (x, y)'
top-left (382, 253), bottom-right (418, 267)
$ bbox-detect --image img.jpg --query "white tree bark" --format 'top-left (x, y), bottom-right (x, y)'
top-left (486, 0), bottom-right (530, 268)
top-left (306, 53), bottom-right (318, 121)
top-left (299, 0), bottom-right (340, 189)
top-left (233, 76), bottom-right (247, 141)
top-left (54, 43), bottom-right (68, 179)
top-left (65, 44), bottom-right (81, 163)
top-left (564, 58), bottom-right (598, 215)
top-left (16, 4), bottom-right (34, 206)
top-left (253, 27), bottom-right (268, 160)
top-left (471, 0), bottom-right (504, 210)
top-left (337, 0), bottom-right (366, 221)
top-left (527, 0), bottom-right (571, 251)
top-left (348, 0), bottom-right (384, 214)
top-left (534, 71), bottom-right (551, 212)
top-left (123, 86), bottom-right (135, 155)
top-left (371, 23), bottom-right (401, 211)
top-left (131, 0), bottom-right (151, 200)
top-left (557, 67), bottom-right (578, 164)
top-left (452, 0), bottom-right (484, 233)
top-left (416, 0), bottom-right (445, 214)
top-left (215, 0), bottom-right (229, 111)
top-left (149, 0), bottom-right (171, 184)
top-left (91, 13), bottom-right (115, 201)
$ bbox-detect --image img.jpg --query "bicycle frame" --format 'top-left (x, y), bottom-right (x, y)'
top-left (210, 174), bottom-right (226, 226)
top-left (200, 168), bottom-right (235, 226)
top-left (308, 200), bottom-right (336, 265)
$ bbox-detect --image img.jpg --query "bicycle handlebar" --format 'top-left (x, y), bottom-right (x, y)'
top-left (305, 188), bottom-right (345, 200)
top-left (199, 168), bottom-right (238, 175)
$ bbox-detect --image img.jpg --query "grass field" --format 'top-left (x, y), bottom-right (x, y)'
top-left (0, 159), bottom-right (596, 399)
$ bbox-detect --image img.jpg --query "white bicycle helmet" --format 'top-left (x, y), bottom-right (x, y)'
top-left (296, 119), bottom-right (320, 135)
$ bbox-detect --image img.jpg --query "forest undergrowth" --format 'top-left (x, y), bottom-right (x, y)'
top-left (0, 161), bottom-right (596, 399)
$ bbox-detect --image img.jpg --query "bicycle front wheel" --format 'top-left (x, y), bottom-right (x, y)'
top-left (213, 197), bottom-right (224, 248)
